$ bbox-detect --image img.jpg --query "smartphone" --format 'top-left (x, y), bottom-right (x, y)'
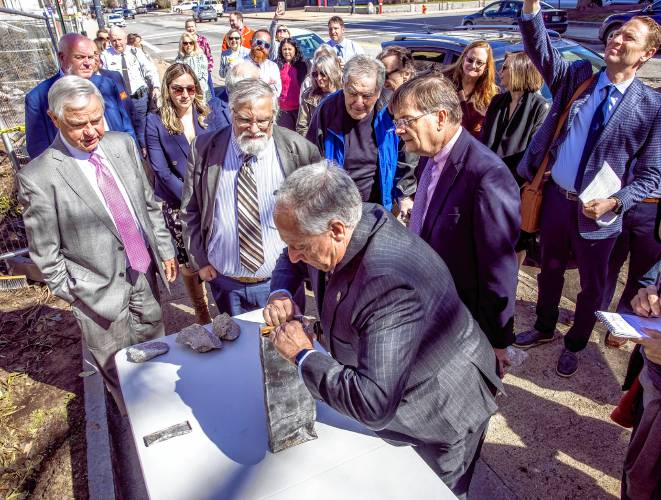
top-left (277, 0), bottom-right (286, 13)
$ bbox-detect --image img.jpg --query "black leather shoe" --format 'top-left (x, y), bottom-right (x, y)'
top-left (513, 329), bottom-right (555, 349)
top-left (556, 348), bottom-right (578, 378)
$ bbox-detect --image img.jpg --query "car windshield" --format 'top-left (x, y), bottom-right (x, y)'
top-left (293, 34), bottom-right (323, 60)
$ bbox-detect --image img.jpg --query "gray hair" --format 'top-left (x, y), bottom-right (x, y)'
top-left (229, 78), bottom-right (278, 115)
top-left (342, 55), bottom-right (385, 91)
top-left (389, 74), bottom-right (462, 125)
top-left (275, 161), bottom-right (362, 235)
top-left (225, 60), bottom-right (260, 95)
top-left (48, 75), bottom-right (104, 120)
top-left (108, 26), bottom-right (126, 40)
top-left (312, 43), bottom-right (336, 62)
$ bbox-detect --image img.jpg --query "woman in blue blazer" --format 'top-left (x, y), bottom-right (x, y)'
top-left (145, 62), bottom-right (230, 324)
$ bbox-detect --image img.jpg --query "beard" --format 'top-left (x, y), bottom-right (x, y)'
top-left (250, 47), bottom-right (268, 64)
top-left (236, 130), bottom-right (270, 156)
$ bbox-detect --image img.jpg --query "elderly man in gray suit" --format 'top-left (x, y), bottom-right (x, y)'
top-left (17, 76), bottom-right (177, 412)
top-left (181, 78), bottom-right (320, 317)
top-left (263, 162), bottom-right (502, 498)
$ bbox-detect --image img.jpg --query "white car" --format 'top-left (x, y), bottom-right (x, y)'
top-left (174, 1), bottom-right (198, 12)
top-left (107, 13), bottom-right (127, 27)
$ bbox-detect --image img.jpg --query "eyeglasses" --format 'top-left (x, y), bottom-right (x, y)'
top-left (182, 41), bottom-right (194, 46)
top-left (235, 115), bottom-right (274, 129)
top-left (229, 36), bottom-right (241, 41)
top-left (276, 28), bottom-right (289, 33)
top-left (170, 84), bottom-right (197, 96)
top-left (390, 109), bottom-right (439, 132)
top-left (465, 56), bottom-right (487, 68)
top-left (253, 39), bottom-right (271, 49)
top-left (98, 36), bottom-right (109, 41)
top-left (311, 71), bottom-right (328, 79)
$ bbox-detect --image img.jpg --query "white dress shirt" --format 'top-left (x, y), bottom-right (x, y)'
top-left (207, 132), bottom-right (287, 279)
top-left (59, 133), bottom-right (141, 231)
top-left (100, 46), bottom-right (160, 95)
top-left (245, 55), bottom-right (282, 98)
top-left (327, 37), bottom-right (365, 64)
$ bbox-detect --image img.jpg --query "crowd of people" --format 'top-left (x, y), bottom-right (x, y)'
top-left (19, 2), bottom-right (661, 498)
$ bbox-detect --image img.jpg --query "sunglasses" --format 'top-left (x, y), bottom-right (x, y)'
top-left (253, 39), bottom-right (271, 49)
top-left (311, 71), bottom-right (327, 79)
top-left (182, 41), bottom-right (194, 46)
top-left (98, 36), bottom-right (109, 40)
top-left (465, 56), bottom-right (486, 68)
top-left (277, 28), bottom-right (289, 32)
top-left (229, 36), bottom-right (241, 40)
top-left (170, 84), bottom-right (196, 96)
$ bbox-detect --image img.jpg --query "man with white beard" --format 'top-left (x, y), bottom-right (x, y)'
top-left (181, 79), bottom-right (320, 316)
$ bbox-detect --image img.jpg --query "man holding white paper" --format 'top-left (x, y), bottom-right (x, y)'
top-left (513, 1), bottom-right (661, 377)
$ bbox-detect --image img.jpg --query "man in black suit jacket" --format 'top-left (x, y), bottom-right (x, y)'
top-left (388, 75), bottom-right (521, 376)
top-left (263, 162), bottom-right (502, 498)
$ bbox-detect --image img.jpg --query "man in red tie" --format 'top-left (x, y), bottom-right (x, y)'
top-left (17, 75), bottom-right (177, 412)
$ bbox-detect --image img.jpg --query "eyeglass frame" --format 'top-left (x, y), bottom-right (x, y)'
top-left (389, 109), bottom-right (441, 133)
top-left (170, 84), bottom-right (197, 96)
top-left (464, 56), bottom-right (487, 68)
top-left (252, 38), bottom-right (272, 49)
top-left (234, 114), bottom-right (274, 130)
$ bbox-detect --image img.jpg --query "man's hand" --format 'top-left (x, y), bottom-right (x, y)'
top-left (635, 328), bottom-right (661, 365)
top-left (494, 348), bottom-right (512, 378)
top-left (263, 291), bottom-right (301, 327)
top-left (631, 285), bottom-right (660, 318)
top-left (582, 198), bottom-right (618, 220)
top-left (270, 320), bottom-right (313, 364)
top-left (397, 196), bottom-right (414, 225)
top-left (198, 264), bottom-right (217, 282)
top-left (162, 258), bottom-right (178, 283)
top-left (274, 4), bottom-right (284, 18)
top-left (522, 0), bottom-right (541, 14)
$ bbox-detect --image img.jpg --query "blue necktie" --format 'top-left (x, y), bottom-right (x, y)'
top-left (336, 44), bottom-right (343, 58)
top-left (574, 84), bottom-right (616, 193)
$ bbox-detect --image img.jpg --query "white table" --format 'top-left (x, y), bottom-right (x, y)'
top-left (115, 310), bottom-right (454, 500)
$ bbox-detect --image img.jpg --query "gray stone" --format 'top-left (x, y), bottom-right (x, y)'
top-left (212, 313), bottom-right (241, 341)
top-left (259, 335), bottom-right (317, 453)
top-left (126, 341), bottom-right (170, 363)
top-left (176, 324), bottom-right (223, 353)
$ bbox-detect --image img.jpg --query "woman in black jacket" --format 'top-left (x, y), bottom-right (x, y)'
top-left (482, 51), bottom-right (549, 182)
top-left (482, 51), bottom-right (549, 266)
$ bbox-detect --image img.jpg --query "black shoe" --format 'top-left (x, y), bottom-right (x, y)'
top-left (556, 348), bottom-right (578, 378)
top-left (513, 329), bottom-right (555, 349)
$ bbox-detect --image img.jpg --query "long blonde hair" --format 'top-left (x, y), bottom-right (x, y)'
top-left (445, 41), bottom-right (498, 112)
top-left (159, 63), bottom-right (209, 135)
top-left (177, 32), bottom-right (201, 58)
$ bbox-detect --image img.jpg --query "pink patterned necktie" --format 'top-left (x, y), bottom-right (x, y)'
top-left (408, 159), bottom-right (433, 236)
top-left (89, 152), bottom-right (152, 273)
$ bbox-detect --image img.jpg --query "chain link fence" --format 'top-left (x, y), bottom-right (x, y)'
top-left (0, 8), bottom-right (60, 263)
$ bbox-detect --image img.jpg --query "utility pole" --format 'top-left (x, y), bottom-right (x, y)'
top-left (93, 0), bottom-right (105, 28)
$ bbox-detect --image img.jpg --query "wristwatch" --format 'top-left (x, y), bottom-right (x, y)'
top-left (609, 196), bottom-right (623, 214)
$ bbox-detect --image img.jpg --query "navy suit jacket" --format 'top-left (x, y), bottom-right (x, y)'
top-left (271, 204), bottom-right (502, 446)
top-left (25, 73), bottom-right (137, 159)
top-left (517, 11), bottom-right (661, 239)
top-left (99, 68), bottom-right (134, 119)
top-left (416, 129), bottom-right (520, 348)
top-left (145, 98), bottom-right (230, 207)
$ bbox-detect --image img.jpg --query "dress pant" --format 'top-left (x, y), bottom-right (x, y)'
top-left (71, 266), bottom-right (164, 413)
top-left (209, 275), bottom-right (273, 317)
top-left (130, 91), bottom-right (149, 149)
top-left (600, 201), bottom-right (661, 313)
top-left (414, 419), bottom-right (489, 500)
top-left (534, 182), bottom-right (617, 352)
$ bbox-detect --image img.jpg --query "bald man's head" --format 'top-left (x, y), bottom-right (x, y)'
top-left (58, 34), bottom-right (97, 79)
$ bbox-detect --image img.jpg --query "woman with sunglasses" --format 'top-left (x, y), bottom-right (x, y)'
top-left (275, 38), bottom-right (308, 131)
top-left (297, 54), bottom-right (342, 136)
top-left (219, 28), bottom-right (250, 79)
top-left (444, 41), bottom-right (499, 139)
top-left (145, 63), bottom-right (230, 325)
top-left (175, 33), bottom-right (211, 101)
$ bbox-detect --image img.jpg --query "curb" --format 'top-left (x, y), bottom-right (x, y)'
top-left (83, 344), bottom-right (116, 500)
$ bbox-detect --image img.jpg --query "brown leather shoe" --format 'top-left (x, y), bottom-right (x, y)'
top-left (605, 332), bottom-right (627, 348)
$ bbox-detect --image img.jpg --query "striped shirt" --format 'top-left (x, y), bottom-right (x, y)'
top-left (207, 133), bottom-right (286, 279)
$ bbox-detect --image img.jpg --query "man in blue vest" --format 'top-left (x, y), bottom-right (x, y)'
top-left (25, 33), bottom-right (136, 160)
top-left (305, 55), bottom-right (416, 213)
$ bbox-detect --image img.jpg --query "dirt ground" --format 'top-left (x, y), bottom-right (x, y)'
top-left (0, 287), bottom-right (87, 500)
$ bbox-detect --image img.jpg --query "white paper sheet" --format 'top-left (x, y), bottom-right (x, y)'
top-left (579, 161), bottom-right (621, 227)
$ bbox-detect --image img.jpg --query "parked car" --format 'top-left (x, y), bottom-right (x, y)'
top-left (106, 12), bottom-right (127, 27)
top-left (599, 0), bottom-right (661, 43)
top-left (288, 28), bottom-right (325, 61)
top-left (381, 27), bottom-right (605, 100)
top-left (123, 8), bottom-right (136, 19)
top-left (193, 5), bottom-right (218, 21)
top-left (462, 1), bottom-right (568, 34)
top-left (174, 1), bottom-right (198, 12)
top-left (602, 0), bottom-right (647, 5)
top-left (136, 5), bottom-right (148, 14)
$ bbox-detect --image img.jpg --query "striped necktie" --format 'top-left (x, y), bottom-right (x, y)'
top-left (236, 155), bottom-right (264, 274)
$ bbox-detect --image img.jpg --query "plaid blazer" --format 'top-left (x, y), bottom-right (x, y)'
top-left (516, 12), bottom-right (661, 239)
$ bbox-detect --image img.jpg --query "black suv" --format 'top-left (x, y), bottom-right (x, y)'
top-left (382, 27), bottom-right (604, 99)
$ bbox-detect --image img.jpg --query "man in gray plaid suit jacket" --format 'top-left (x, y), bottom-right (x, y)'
top-left (263, 162), bottom-right (503, 499)
top-left (514, 0), bottom-right (661, 377)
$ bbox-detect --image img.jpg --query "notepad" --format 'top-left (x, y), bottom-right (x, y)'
top-left (596, 311), bottom-right (661, 339)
